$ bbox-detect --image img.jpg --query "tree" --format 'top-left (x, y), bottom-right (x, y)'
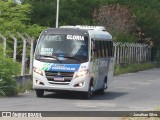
top-left (22, 0), bottom-right (57, 27)
top-left (59, 0), bottom-right (105, 26)
top-left (22, 0), bottom-right (106, 27)
top-left (0, 0), bottom-right (30, 33)
top-left (93, 4), bottom-right (137, 43)
top-left (0, 0), bottom-right (45, 36)
top-left (0, 0), bottom-right (45, 71)
top-left (93, 0), bottom-right (160, 61)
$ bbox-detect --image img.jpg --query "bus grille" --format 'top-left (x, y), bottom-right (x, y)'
top-left (45, 71), bottom-right (74, 85)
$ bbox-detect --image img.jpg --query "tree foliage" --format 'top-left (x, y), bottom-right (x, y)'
top-left (59, 0), bottom-right (105, 26)
top-left (0, 0), bottom-right (45, 37)
top-left (93, 0), bottom-right (160, 60)
top-left (0, 0), bottom-right (30, 33)
top-left (93, 4), bottom-right (137, 42)
top-left (0, 0), bottom-right (160, 60)
top-left (22, 0), bottom-right (56, 27)
top-left (0, 53), bottom-right (20, 96)
top-left (22, 0), bottom-right (106, 27)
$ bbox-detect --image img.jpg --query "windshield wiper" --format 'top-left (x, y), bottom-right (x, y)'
top-left (63, 56), bottom-right (81, 63)
top-left (39, 55), bottom-right (62, 63)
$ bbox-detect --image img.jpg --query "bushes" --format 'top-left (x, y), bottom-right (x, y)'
top-left (0, 56), bottom-right (20, 96)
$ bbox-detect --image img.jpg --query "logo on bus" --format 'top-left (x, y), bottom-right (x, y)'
top-left (66, 35), bottom-right (84, 41)
top-left (57, 72), bottom-right (61, 76)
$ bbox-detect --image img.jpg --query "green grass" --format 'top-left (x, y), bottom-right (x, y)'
top-left (114, 63), bottom-right (157, 76)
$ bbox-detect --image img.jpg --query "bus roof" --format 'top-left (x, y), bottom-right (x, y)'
top-left (60, 25), bottom-right (106, 31)
top-left (41, 26), bottom-right (112, 40)
top-left (88, 30), bottom-right (112, 40)
top-left (42, 28), bottom-right (89, 36)
top-left (59, 25), bottom-right (112, 40)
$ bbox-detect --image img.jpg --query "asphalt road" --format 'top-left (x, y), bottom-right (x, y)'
top-left (0, 68), bottom-right (160, 112)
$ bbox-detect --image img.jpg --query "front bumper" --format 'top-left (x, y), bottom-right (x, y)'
top-left (33, 72), bottom-right (90, 92)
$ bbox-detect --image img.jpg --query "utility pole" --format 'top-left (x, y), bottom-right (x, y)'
top-left (56, 0), bottom-right (59, 28)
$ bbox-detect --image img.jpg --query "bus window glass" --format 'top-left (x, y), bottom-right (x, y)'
top-left (35, 34), bottom-right (89, 62)
top-left (99, 41), bottom-right (103, 58)
top-left (110, 41), bottom-right (113, 57)
top-left (95, 41), bottom-right (99, 58)
top-left (103, 41), bottom-right (106, 57)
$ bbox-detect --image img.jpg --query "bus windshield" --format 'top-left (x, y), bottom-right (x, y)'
top-left (35, 34), bottom-right (89, 63)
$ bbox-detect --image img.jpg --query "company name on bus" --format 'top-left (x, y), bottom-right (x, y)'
top-left (66, 35), bottom-right (84, 41)
top-left (51, 66), bottom-right (75, 71)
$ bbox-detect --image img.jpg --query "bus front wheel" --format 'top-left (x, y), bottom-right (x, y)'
top-left (82, 82), bottom-right (93, 99)
top-left (35, 89), bottom-right (44, 97)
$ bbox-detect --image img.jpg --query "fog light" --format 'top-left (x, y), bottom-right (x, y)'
top-left (74, 82), bottom-right (84, 87)
top-left (36, 80), bottom-right (40, 84)
top-left (36, 80), bottom-right (44, 85)
top-left (79, 82), bottom-right (83, 87)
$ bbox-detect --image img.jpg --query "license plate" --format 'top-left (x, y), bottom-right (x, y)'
top-left (54, 77), bottom-right (64, 81)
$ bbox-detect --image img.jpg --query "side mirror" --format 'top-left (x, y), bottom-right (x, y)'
top-left (33, 39), bottom-right (37, 53)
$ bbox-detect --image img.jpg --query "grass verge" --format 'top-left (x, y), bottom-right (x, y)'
top-left (114, 63), bottom-right (157, 76)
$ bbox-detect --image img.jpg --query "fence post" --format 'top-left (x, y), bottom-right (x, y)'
top-left (0, 33), bottom-right (6, 56)
top-left (17, 32), bottom-right (26, 76)
top-left (25, 33), bottom-right (34, 75)
top-left (126, 43), bottom-right (130, 64)
top-left (128, 44), bottom-right (132, 64)
top-left (9, 32), bottom-right (17, 62)
top-left (131, 44), bottom-right (134, 63)
top-left (144, 44), bottom-right (148, 62)
top-left (118, 42), bottom-right (121, 64)
top-left (113, 42), bottom-right (120, 64)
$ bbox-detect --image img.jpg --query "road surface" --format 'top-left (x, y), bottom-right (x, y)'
top-left (0, 68), bottom-right (160, 115)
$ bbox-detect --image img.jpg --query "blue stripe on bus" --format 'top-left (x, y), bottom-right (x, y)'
top-left (47, 64), bottom-right (80, 72)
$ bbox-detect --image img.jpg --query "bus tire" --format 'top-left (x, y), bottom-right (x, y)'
top-left (99, 78), bottom-right (107, 95)
top-left (82, 81), bottom-right (93, 99)
top-left (36, 89), bottom-right (44, 97)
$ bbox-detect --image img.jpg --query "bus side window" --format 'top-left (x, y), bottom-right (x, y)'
top-left (109, 41), bottom-right (113, 57)
top-left (91, 40), bottom-right (96, 59)
top-left (111, 41), bottom-right (114, 57)
top-left (103, 41), bottom-right (106, 57)
top-left (99, 41), bottom-right (103, 58)
top-left (107, 41), bottom-right (113, 57)
top-left (105, 41), bottom-right (108, 57)
top-left (91, 40), bottom-right (94, 55)
top-left (94, 41), bottom-right (98, 58)
top-left (108, 41), bottom-right (111, 56)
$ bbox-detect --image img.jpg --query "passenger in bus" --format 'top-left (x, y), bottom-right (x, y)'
top-left (76, 45), bottom-right (87, 56)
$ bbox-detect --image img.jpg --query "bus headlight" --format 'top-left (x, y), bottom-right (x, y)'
top-left (33, 67), bottom-right (43, 75)
top-left (75, 70), bottom-right (88, 78)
